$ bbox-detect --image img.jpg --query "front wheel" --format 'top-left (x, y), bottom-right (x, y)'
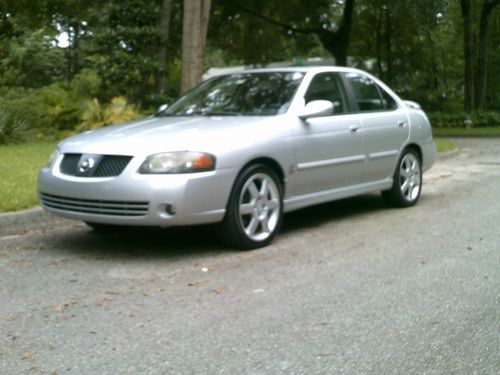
top-left (382, 149), bottom-right (422, 207)
top-left (216, 164), bottom-right (283, 250)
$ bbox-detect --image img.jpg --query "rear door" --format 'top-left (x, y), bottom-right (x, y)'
top-left (344, 72), bottom-right (409, 182)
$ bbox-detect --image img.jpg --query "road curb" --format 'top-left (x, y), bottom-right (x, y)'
top-left (0, 207), bottom-right (72, 237)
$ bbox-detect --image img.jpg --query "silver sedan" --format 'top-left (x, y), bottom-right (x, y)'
top-left (38, 66), bottom-right (436, 249)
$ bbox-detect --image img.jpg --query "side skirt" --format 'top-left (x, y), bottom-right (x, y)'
top-left (283, 178), bottom-right (393, 213)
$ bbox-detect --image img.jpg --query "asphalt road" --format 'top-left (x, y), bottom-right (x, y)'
top-left (1, 138), bottom-right (499, 375)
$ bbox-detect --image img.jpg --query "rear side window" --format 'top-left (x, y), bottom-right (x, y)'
top-left (304, 72), bottom-right (348, 114)
top-left (346, 73), bottom-right (397, 112)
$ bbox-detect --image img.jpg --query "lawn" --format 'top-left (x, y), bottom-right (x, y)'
top-left (433, 127), bottom-right (500, 137)
top-left (435, 138), bottom-right (455, 153)
top-left (0, 141), bottom-right (57, 212)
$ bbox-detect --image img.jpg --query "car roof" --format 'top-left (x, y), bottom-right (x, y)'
top-left (212, 66), bottom-right (362, 76)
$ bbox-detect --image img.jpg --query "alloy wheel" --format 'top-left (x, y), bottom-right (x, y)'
top-left (238, 173), bottom-right (281, 242)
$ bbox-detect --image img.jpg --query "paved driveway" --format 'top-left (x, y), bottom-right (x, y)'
top-left (1, 138), bottom-right (499, 374)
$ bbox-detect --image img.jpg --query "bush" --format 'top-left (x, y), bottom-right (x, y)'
top-left (0, 110), bottom-right (29, 144)
top-left (428, 111), bottom-right (500, 128)
top-left (0, 69), bottom-right (107, 140)
top-left (77, 96), bottom-right (141, 132)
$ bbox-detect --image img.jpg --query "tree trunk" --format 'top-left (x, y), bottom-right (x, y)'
top-left (156, 0), bottom-right (173, 95)
top-left (181, 0), bottom-right (212, 94)
top-left (317, 0), bottom-right (355, 66)
top-left (475, 0), bottom-right (500, 109)
top-left (384, 8), bottom-right (393, 84)
top-left (460, 0), bottom-right (475, 111)
top-left (375, 1), bottom-right (383, 77)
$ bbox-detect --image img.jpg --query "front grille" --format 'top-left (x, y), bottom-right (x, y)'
top-left (40, 193), bottom-right (149, 217)
top-left (59, 154), bottom-right (133, 177)
top-left (94, 156), bottom-right (133, 177)
top-left (60, 154), bottom-right (81, 175)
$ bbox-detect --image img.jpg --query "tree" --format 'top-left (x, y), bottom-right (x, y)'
top-left (229, 0), bottom-right (355, 66)
top-left (460, 0), bottom-right (499, 110)
top-left (475, 0), bottom-right (500, 109)
top-left (181, 0), bottom-right (211, 93)
top-left (156, 0), bottom-right (174, 95)
top-left (461, 0), bottom-right (475, 110)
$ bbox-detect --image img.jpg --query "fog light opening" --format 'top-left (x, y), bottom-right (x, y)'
top-left (165, 204), bottom-right (176, 215)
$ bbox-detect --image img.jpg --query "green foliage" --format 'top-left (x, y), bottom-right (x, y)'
top-left (0, 0), bottom-right (499, 144)
top-left (0, 69), bottom-right (103, 139)
top-left (78, 96), bottom-right (141, 132)
top-left (428, 111), bottom-right (500, 128)
top-left (0, 25), bottom-right (65, 88)
top-left (0, 110), bottom-right (29, 144)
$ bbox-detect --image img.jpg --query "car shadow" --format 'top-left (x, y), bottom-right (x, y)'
top-left (50, 223), bottom-right (223, 260)
top-left (47, 193), bottom-right (388, 259)
top-left (281, 193), bottom-right (386, 234)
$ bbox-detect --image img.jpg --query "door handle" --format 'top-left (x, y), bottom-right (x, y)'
top-left (398, 120), bottom-right (407, 128)
top-left (349, 124), bottom-right (361, 132)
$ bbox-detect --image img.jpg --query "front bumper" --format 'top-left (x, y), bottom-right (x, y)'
top-left (38, 159), bottom-right (235, 227)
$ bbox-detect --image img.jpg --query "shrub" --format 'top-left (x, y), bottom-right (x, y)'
top-left (428, 111), bottom-right (500, 128)
top-left (77, 96), bottom-right (141, 132)
top-left (0, 110), bottom-right (29, 144)
top-left (0, 69), bottom-right (105, 140)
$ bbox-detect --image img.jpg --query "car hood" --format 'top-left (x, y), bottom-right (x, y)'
top-left (58, 116), bottom-right (272, 156)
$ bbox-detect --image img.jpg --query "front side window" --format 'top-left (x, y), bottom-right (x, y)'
top-left (346, 73), bottom-right (398, 112)
top-left (304, 72), bottom-right (348, 114)
top-left (159, 72), bottom-right (305, 117)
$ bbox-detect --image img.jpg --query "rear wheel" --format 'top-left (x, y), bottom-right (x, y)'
top-left (216, 164), bottom-right (283, 250)
top-left (382, 149), bottom-right (422, 207)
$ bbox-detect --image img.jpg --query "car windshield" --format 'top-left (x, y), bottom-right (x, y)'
top-left (158, 71), bottom-right (305, 117)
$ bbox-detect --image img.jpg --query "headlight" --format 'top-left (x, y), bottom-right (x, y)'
top-left (138, 151), bottom-right (216, 174)
top-left (47, 148), bottom-right (60, 168)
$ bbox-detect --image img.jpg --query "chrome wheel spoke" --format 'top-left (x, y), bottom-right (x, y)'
top-left (267, 198), bottom-right (280, 210)
top-left (401, 179), bottom-right (410, 195)
top-left (248, 182), bottom-right (259, 199)
top-left (260, 216), bottom-right (270, 234)
top-left (245, 215), bottom-right (259, 236)
top-left (240, 203), bottom-right (255, 215)
top-left (259, 178), bottom-right (269, 197)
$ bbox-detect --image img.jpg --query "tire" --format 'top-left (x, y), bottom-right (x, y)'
top-left (382, 148), bottom-right (422, 207)
top-left (216, 164), bottom-right (283, 250)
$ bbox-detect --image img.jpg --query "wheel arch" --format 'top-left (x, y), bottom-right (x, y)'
top-left (239, 157), bottom-right (286, 191)
top-left (222, 156), bottom-right (286, 214)
top-left (404, 143), bottom-right (423, 164)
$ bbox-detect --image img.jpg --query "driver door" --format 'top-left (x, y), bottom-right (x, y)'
top-left (292, 72), bottom-right (365, 196)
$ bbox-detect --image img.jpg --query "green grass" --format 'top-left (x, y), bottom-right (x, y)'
top-left (0, 141), bottom-right (57, 212)
top-left (433, 127), bottom-right (500, 137)
top-left (435, 138), bottom-right (455, 153)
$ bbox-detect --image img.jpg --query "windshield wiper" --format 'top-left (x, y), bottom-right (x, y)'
top-left (198, 111), bottom-right (241, 116)
top-left (156, 110), bottom-right (242, 117)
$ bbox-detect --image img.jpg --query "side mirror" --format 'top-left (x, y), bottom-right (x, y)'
top-left (298, 100), bottom-right (333, 120)
top-left (157, 103), bottom-right (169, 113)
